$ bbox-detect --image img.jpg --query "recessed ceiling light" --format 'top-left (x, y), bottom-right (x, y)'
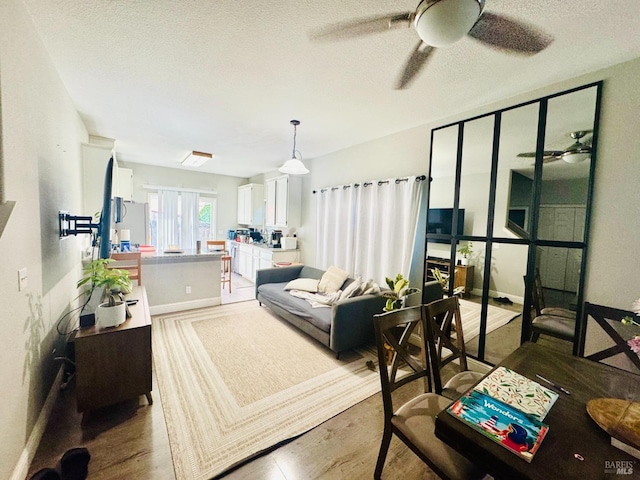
top-left (182, 151), bottom-right (212, 168)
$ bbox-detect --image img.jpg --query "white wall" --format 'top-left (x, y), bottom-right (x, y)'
top-left (0, 0), bottom-right (88, 477)
top-left (113, 161), bottom-right (247, 239)
top-left (303, 57), bottom-right (640, 312)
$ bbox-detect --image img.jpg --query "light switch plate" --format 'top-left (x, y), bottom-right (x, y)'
top-left (18, 268), bottom-right (28, 291)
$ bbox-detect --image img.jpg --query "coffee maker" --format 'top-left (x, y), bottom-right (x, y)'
top-left (270, 230), bottom-right (283, 248)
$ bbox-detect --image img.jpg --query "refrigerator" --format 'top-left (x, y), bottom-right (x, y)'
top-left (114, 201), bottom-right (148, 245)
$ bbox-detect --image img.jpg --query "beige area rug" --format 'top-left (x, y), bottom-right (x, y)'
top-left (152, 301), bottom-right (381, 480)
top-left (458, 298), bottom-right (521, 341)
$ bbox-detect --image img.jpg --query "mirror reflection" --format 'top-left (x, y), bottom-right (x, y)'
top-left (426, 84), bottom-right (599, 364)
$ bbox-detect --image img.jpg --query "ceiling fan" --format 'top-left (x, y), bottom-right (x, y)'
top-left (310, 0), bottom-right (553, 89)
top-left (517, 131), bottom-right (593, 164)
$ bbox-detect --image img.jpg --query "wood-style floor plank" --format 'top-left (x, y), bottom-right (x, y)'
top-left (28, 371), bottom-right (440, 479)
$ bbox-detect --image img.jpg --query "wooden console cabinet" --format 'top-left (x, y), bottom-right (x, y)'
top-left (425, 258), bottom-right (475, 298)
top-left (74, 286), bottom-right (152, 423)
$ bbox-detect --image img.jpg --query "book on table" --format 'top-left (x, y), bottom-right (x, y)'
top-left (447, 367), bottom-right (559, 463)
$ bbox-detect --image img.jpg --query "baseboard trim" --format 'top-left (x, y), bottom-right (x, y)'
top-left (149, 297), bottom-right (221, 315)
top-left (10, 366), bottom-right (64, 480)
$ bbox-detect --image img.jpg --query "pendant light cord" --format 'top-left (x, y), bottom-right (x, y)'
top-left (292, 123), bottom-right (297, 159)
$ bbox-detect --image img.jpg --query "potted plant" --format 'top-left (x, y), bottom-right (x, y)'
top-left (78, 258), bottom-right (132, 328)
top-left (457, 241), bottom-right (473, 266)
top-left (383, 273), bottom-right (421, 312)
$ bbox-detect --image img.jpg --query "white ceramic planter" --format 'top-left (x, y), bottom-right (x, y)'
top-left (95, 301), bottom-right (126, 328)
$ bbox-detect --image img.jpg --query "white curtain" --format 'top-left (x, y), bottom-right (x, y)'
top-left (316, 185), bottom-right (357, 271)
top-left (317, 176), bottom-right (425, 286)
top-left (157, 189), bottom-right (179, 253)
top-left (180, 191), bottom-right (200, 251)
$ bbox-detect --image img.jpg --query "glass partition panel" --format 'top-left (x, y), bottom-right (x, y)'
top-left (427, 125), bottom-right (460, 251)
top-left (459, 116), bottom-right (494, 236)
top-left (459, 240), bottom-right (486, 358)
top-left (537, 87), bottom-right (597, 242)
top-left (482, 243), bottom-right (529, 364)
top-left (497, 103), bottom-right (540, 238)
top-left (536, 246), bottom-right (583, 304)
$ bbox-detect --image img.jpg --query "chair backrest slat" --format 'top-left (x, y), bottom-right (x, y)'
top-left (424, 296), bottom-right (470, 394)
top-left (374, 306), bottom-right (431, 416)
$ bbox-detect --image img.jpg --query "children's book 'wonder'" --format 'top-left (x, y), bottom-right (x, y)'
top-left (473, 367), bottom-right (558, 420)
top-left (448, 390), bottom-right (549, 463)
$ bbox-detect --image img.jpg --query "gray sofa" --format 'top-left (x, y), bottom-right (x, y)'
top-left (255, 265), bottom-right (386, 356)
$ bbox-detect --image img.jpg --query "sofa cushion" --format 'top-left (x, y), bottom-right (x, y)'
top-left (318, 265), bottom-right (350, 294)
top-left (284, 278), bottom-right (319, 293)
top-left (257, 282), bottom-right (332, 333)
top-left (339, 277), bottom-right (363, 300)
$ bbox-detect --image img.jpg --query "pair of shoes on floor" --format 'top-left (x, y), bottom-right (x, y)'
top-left (494, 296), bottom-right (513, 305)
top-left (30, 447), bottom-right (91, 480)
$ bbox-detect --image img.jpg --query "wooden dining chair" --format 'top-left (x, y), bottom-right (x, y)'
top-left (109, 252), bottom-right (142, 285)
top-left (529, 270), bottom-right (576, 342)
top-left (206, 240), bottom-right (227, 254)
top-left (423, 296), bottom-right (490, 400)
top-left (373, 306), bottom-right (485, 480)
top-left (207, 241), bottom-right (232, 293)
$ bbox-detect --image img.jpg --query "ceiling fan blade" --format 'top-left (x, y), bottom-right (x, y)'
top-left (467, 12), bottom-right (553, 55)
top-left (517, 151), bottom-right (563, 158)
top-left (395, 41), bottom-right (435, 90)
top-left (309, 12), bottom-right (412, 42)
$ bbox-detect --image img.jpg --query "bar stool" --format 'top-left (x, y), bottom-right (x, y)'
top-left (207, 241), bottom-right (232, 293)
top-left (221, 255), bottom-right (232, 293)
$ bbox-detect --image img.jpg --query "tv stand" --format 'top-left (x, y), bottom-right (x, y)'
top-left (74, 285), bottom-right (152, 424)
top-left (425, 257), bottom-right (474, 298)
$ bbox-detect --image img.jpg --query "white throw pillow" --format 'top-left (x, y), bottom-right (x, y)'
top-left (363, 282), bottom-right (381, 295)
top-left (318, 265), bottom-right (350, 294)
top-left (284, 278), bottom-right (319, 293)
top-left (339, 277), bottom-right (363, 301)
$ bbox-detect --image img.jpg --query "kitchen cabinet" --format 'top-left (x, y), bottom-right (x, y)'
top-left (236, 244), bottom-right (300, 282)
top-left (265, 175), bottom-right (301, 228)
top-left (238, 244), bottom-right (253, 279)
top-left (116, 167), bottom-right (133, 201)
top-left (237, 183), bottom-right (264, 226)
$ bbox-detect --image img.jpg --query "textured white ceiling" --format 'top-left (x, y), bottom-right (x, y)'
top-left (22, 0), bottom-right (640, 178)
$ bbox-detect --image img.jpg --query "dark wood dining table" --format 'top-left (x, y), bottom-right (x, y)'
top-left (435, 342), bottom-right (640, 479)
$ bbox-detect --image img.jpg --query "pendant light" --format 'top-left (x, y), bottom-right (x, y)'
top-left (279, 120), bottom-right (309, 175)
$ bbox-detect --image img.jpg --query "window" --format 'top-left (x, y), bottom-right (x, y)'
top-left (147, 192), bottom-right (217, 249)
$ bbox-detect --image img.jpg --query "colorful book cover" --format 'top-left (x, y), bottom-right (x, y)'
top-left (448, 390), bottom-right (549, 463)
top-left (473, 366), bottom-right (559, 420)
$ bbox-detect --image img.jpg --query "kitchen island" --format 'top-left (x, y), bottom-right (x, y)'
top-left (141, 250), bottom-right (222, 314)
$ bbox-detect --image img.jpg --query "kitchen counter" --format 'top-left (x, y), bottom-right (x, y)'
top-left (141, 250), bottom-right (223, 265)
top-left (231, 242), bottom-right (299, 252)
top-left (141, 250), bottom-right (221, 314)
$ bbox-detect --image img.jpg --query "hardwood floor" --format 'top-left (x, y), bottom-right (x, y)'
top-left (28, 360), bottom-right (440, 479)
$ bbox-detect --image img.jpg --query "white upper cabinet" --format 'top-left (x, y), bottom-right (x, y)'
top-left (265, 175), bottom-right (301, 228)
top-left (116, 167), bottom-right (133, 201)
top-left (237, 183), bottom-right (264, 225)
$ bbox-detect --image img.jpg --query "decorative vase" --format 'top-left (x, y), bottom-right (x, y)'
top-left (95, 301), bottom-right (126, 328)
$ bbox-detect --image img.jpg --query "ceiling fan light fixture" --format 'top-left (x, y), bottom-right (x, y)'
top-left (562, 151), bottom-right (590, 164)
top-left (279, 120), bottom-right (309, 175)
top-left (181, 150), bottom-right (212, 167)
top-left (414, 0), bottom-right (481, 47)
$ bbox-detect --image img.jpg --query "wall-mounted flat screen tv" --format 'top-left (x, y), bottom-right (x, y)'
top-left (427, 208), bottom-right (465, 243)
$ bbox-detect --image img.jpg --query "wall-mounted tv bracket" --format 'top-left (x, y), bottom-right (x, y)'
top-left (59, 211), bottom-right (99, 237)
